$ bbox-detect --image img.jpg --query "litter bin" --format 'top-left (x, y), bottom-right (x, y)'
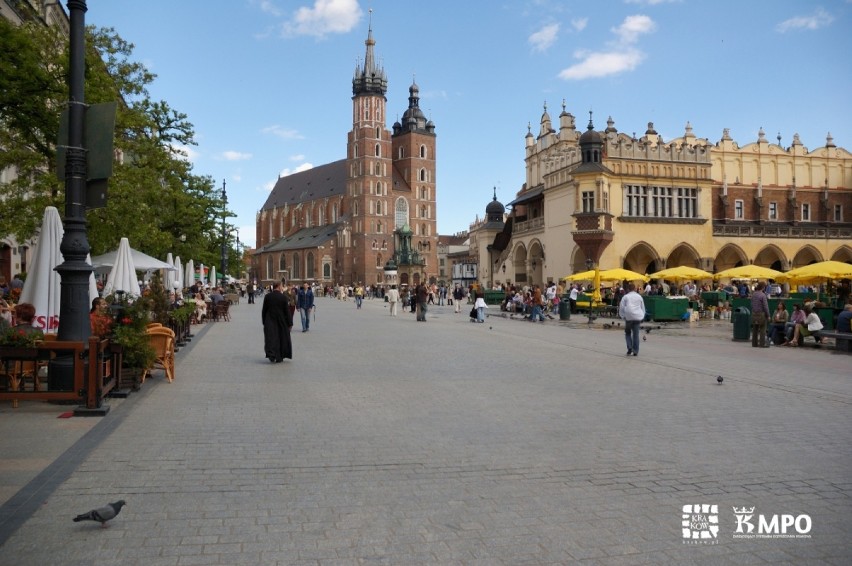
top-left (559, 294), bottom-right (571, 320)
top-left (732, 306), bottom-right (751, 341)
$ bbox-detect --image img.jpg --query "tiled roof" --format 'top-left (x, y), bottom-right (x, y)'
top-left (256, 223), bottom-right (342, 253)
top-left (261, 160), bottom-right (347, 211)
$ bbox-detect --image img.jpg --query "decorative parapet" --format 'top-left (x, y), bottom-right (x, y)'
top-left (712, 223), bottom-right (852, 239)
top-left (513, 216), bottom-right (545, 234)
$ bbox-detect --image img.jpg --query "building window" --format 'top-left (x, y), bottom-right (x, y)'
top-left (801, 203), bottom-right (810, 222)
top-left (266, 256), bottom-right (273, 280)
top-left (395, 198), bottom-right (409, 228)
top-left (375, 143), bottom-right (380, 157)
top-left (323, 263), bottom-right (331, 278)
top-left (734, 199), bottom-right (744, 219)
top-left (768, 201), bottom-right (778, 220)
top-left (420, 145), bottom-right (427, 158)
top-left (292, 253), bottom-right (300, 279)
top-left (278, 254), bottom-right (286, 274)
top-left (306, 252), bottom-right (315, 279)
top-left (624, 185), bottom-right (698, 219)
top-left (582, 191), bottom-right (594, 212)
top-left (834, 204), bottom-right (842, 222)
top-left (419, 168), bottom-right (427, 182)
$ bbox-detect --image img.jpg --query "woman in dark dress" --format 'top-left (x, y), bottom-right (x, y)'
top-left (261, 280), bottom-right (293, 363)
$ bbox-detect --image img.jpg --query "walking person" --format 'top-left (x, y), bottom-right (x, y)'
top-left (619, 282), bottom-right (646, 356)
top-left (387, 285), bottom-right (400, 316)
top-left (530, 285), bottom-right (545, 322)
top-left (261, 280), bottom-right (293, 363)
top-left (453, 284), bottom-right (464, 313)
top-left (750, 281), bottom-right (770, 348)
top-left (473, 288), bottom-right (487, 323)
top-left (354, 283), bottom-right (364, 309)
top-left (296, 282), bottom-right (315, 332)
top-left (415, 282), bottom-right (429, 321)
top-left (247, 281), bottom-right (255, 304)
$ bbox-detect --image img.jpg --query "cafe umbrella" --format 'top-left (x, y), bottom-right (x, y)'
top-left (102, 237), bottom-right (141, 296)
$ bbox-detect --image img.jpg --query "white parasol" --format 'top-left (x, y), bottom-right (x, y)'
top-left (199, 263), bottom-right (206, 286)
top-left (209, 266), bottom-right (217, 287)
top-left (173, 255), bottom-right (183, 290)
top-left (185, 259), bottom-right (195, 289)
top-left (165, 252), bottom-right (175, 288)
top-left (103, 237), bottom-right (141, 296)
top-left (19, 207), bottom-right (63, 332)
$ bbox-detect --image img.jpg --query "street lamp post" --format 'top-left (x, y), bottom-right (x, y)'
top-left (52, 0), bottom-right (98, 404)
top-left (220, 179), bottom-right (228, 279)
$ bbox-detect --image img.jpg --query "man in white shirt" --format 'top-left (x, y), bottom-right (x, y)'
top-left (619, 282), bottom-right (646, 356)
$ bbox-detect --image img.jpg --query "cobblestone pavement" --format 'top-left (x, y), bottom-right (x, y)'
top-left (0, 296), bottom-right (850, 565)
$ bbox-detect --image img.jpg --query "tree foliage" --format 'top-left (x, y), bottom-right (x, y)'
top-left (1, 22), bottom-right (241, 275)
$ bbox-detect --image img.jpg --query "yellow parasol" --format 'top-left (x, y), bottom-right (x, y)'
top-left (713, 265), bottom-right (783, 280)
top-left (648, 266), bottom-right (713, 282)
top-left (775, 260), bottom-right (852, 284)
top-left (563, 269), bottom-right (648, 283)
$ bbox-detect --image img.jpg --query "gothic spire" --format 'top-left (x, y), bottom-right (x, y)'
top-left (352, 9), bottom-right (387, 96)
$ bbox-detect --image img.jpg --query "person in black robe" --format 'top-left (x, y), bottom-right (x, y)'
top-left (262, 280), bottom-right (293, 363)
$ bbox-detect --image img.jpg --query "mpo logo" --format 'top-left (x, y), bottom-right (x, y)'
top-left (732, 506), bottom-right (812, 539)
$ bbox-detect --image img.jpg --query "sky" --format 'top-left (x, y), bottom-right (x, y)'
top-left (85, 0), bottom-right (852, 250)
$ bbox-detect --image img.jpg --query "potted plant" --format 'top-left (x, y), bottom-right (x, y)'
top-left (107, 292), bottom-right (155, 390)
top-left (0, 325), bottom-right (45, 358)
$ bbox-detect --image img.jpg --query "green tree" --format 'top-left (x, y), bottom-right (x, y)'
top-left (1, 22), bottom-right (237, 271)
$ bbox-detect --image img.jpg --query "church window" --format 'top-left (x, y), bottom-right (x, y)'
top-left (420, 205), bottom-right (427, 218)
top-left (323, 263), bottom-right (331, 278)
top-left (376, 254), bottom-right (383, 268)
top-left (419, 168), bottom-right (427, 182)
top-left (306, 253), bottom-right (315, 279)
top-left (318, 206), bottom-right (325, 225)
top-left (375, 144), bottom-right (380, 157)
top-left (353, 146), bottom-right (358, 158)
top-left (376, 201), bottom-right (382, 215)
top-left (279, 254), bottom-right (286, 274)
top-left (304, 209), bottom-right (311, 228)
top-left (372, 239), bottom-right (378, 250)
top-left (293, 253), bottom-right (301, 278)
top-left (420, 145), bottom-right (427, 158)
top-left (266, 256), bottom-right (273, 279)
top-left (376, 127), bottom-right (380, 138)
top-left (377, 221), bottom-right (383, 234)
top-left (398, 147), bottom-right (405, 159)
top-left (353, 201), bottom-right (359, 215)
top-left (332, 203), bottom-right (338, 222)
top-left (395, 198), bottom-right (409, 228)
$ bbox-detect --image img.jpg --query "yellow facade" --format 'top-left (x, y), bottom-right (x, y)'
top-left (488, 103), bottom-right (851, 288)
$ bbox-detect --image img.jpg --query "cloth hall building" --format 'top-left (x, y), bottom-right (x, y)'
top-left (253, 26), bottom-right (438, 288)
top-left (467, 101), bottom-right (851, 289)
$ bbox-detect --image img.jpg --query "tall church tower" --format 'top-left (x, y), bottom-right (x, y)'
top-left (347, 18), bottom-right (392, 285)
top-left (391, 81), bottom-right (437, 285)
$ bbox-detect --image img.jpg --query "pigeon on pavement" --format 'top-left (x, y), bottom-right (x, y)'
top-left (73, 500), bottom-right (126, 527)
top-left (717, 375), bottom-right (724, 385)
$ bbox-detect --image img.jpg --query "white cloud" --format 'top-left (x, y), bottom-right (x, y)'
top-left (170, 143), bottom-right (199, 162)
top-left (282, 0), bottom-right (362, 39)
top-left (222, 151), bottom-right (252, 161)
top-left (558, 14), bottom-right (655, 80)
top-left (257, 0), bottom-right (282, 17)
top-left (776, 7), bottom-right (834, 32)
top-left (289, 154), bottom-right (306, 161)
top-left (612, 14), bottom-right (656, 44)
top-left (262, 125), bottom-right (304, 139)
top-left (529, 23), bottom-right (560, 52)
top-left (279, 163), bottom-right (314, 178)
top-left (571, 18), bottom-right (588, 32)
top-left (558, 48), bottom-right (644, 80)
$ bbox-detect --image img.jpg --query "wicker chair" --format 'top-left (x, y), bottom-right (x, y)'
top-left (214, 301), bottom-right (230, 322)
top-left (145, 327), bottom-right (175, 382)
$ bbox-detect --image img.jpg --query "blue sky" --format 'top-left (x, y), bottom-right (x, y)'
top-left (86, 0), bottom-right (852, 249)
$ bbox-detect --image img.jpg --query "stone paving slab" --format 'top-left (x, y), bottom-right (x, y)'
top-left (0, 296), bottom-right (849, 565)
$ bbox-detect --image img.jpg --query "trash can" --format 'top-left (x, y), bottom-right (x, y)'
top-left (559, 294), bottom-right (571, 320)
top-left (732, 306), bottom-right (751, 341)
